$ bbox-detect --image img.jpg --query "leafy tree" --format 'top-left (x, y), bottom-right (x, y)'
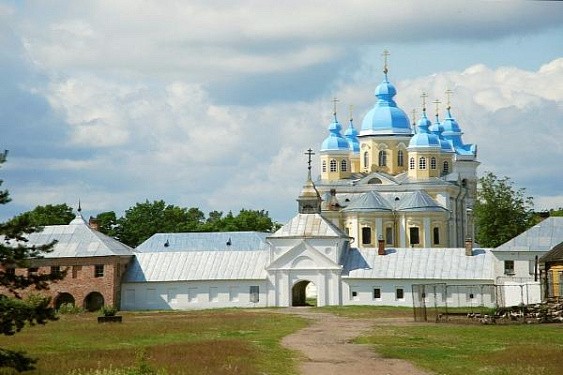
top-left (115, 200), bottom-right (205, 247)
top-left (7, 203), bottom-right (74, 227)
top-left (0, 151), bottom-right (64, 371)
top-left (94, 211), bottom-right (118, 237)
top-left (232, 209), bottom-right (279, 232)
top-left (474, 172), bottom-right (534, 248)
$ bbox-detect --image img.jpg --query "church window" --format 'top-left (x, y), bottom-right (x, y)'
top-left (395, 288), bottom-right (404, 300)
top-left (363, 151), bottom-right (369, 169)
top-left (341, 159), bottom-right (348, 172)
top-left (443, 161), bottom-right (449, 174)
top-left (409, 227), bottom-right (420, 245)
top-left (433, 227), bottom-right (440, 245)
top-left (430, 157), bottom-right (437, 169)
top-left (322, 160), bottom-right (326, 172)
top-left (94, 264), bottom-right (104, 278)
top-left (373, 288), bottom-right (381, 300)
top-left (378, 150), bottom-right (387, 166)
top-left (419, 157), bottom-right (426, 170)
top-left (249, 286), bottom-right (260, 303)
top-left (361, 227), bottom-right (372, 245)
top-left (385, 227), bottom-right (393, 245)
top-left (409, 157), bottom-right (415, 170)
top-left (504, 260), bottom-right (515, 276)
top-left (397, 150), bottom-right (404, 166)
top-left (329, 159), bottom-right (337, 172)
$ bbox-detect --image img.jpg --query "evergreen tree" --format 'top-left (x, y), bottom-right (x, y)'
top-left (474, 172), bottom-right (534, 248)
top-left (0, 151), bottom-right (64, 371)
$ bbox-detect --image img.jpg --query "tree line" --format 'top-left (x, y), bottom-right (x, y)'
top-left (7, 201), bottom-right (282, 248)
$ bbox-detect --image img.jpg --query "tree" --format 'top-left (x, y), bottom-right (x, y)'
top-left (0, 151), bottom-right (64, 371)
top-left (115, 200), bottom-right (205, 247)
top-left (7, 203), bottom-right (74, 227)
top-left (94, 211), bottom-right (118, 237)
top-left (474, 172), bottom-right (534, 248)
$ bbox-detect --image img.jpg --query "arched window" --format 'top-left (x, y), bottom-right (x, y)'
top-left (363, 151), bottom-right (369, 169)
top-left (397, 150), bottom-right (404, 167)
top-left (419, 157), bottom-right (426, 170)
top-left (409, 157), bottom-right (415, 170)
top-left (329, 159), bottom-right (337, 172)
top-left (341, 159), bottom-right (348, 172)
top-left (322, 160), bottom-right (327, 173)
top-left (443, 161), bottom-right (449, 175)
top-left (378, 150), bottom-right (387, 167)
top-left (430, 157), bottom-right (437, 169)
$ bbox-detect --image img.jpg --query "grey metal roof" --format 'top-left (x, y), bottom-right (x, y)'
top-left (23, 215), bottom-right (134, 258)
top-left (342, 247), bottom-right (494, 280)
top-left (494, 217), bottom-right (563, 252)
top-left (269, 213), bottom-right (348, 238)
top-left (341, 191), bottom-right (392, 212)
top-left (136, 231), bottom-right (270, 253)
top-left (396, 190), bottom-right (448, 212)
top-left (122, 250), bottom-right (268, 282)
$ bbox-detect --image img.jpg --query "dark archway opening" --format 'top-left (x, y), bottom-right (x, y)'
top-left (292, 280), bottom-right (317, 306)
top-left (84, 292), bottom-right (105, 312)
top-left (55, 292), bottom-right (75, 309)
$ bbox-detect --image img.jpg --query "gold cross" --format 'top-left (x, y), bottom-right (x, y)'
top-left (349, 104), bottom-right (354, 121)
top-left (382, 49), bottom-right (390, 74)
top-left (332, 97), bottom-right (339, 116)
top-left (445, 88), bottom-right (454, 110)
top-left (421, 92), bottom-right (428, 111)
top-left (411, 108), bottom-right (417, 125)
top-left (432, 99), bottom-right (441, 117)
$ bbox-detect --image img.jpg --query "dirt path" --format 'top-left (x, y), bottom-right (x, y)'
top-left (280, 308), bottom-right (432, 375)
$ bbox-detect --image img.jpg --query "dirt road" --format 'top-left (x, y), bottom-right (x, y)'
top-left (281, 308), bottom-right (432, 375)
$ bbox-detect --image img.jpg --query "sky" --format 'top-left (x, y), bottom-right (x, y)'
top-left (1, 0), bottom-right (562, 223)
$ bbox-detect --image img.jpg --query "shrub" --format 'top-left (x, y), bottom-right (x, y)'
top-left (100, 305), bottom-right (119, 317)
top-left (58, 303), bottom-right (83, 315)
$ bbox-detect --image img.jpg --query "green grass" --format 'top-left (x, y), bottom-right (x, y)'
top-left (318, 305), bottom-right (414, 319)
top-left (357, 322), bottom-right (563, 375)
top-left (0, 309), bottom-right (308, 375)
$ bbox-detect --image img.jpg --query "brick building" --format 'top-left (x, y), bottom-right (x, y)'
top-left (5, 213), bottom-right (135, 311)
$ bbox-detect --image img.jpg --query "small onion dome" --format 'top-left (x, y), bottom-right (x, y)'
top-left (408, 112), bottom-right (440, 149)
top-left (344, 119), bottom-right (360, 153)
top-left (360, 75), bottom-right (412, 136)
top-left (321, 115), bottom-right (349, 151)
top-left (429, 116), bottom-right (454, 153)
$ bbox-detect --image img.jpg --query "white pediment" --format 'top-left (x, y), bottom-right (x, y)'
top-left (266, 241), bottom-right (341, 271)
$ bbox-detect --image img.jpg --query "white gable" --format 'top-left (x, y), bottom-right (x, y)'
top-left (266, 241), bottom-right (341, 270)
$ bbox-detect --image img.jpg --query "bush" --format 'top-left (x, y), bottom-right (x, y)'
top-left (100, 305), bottom-right (118, 317)
top-left (58, 303), bottom-right (83, 315)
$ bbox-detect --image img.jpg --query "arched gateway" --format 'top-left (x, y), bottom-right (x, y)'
top-left (292, 280), bottom-right (317, 306)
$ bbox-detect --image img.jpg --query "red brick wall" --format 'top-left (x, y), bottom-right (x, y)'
top-left (1, 255), bottom-right (134, 310)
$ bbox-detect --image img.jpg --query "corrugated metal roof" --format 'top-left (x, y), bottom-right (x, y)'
top-left (342, 247), bottom-right (494, 280)
top-left (21, 215), bottom-right (134, 258)
top-left (122, 250), bottom-right (269, 282)
top-left (269, 213), bottom-right (348, 238)
top-left (136, 231), bottom-right (270, 253)
top-left (494, 217), bottom-right (563, 252)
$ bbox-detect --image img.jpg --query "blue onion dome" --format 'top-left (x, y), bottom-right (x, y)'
top-left (408, 111), bottom-right (440, 149)
top-left (429, 114), bottom-right (455, 153)
top-left (321, 114), bottom-right (350, 151)
top-left (441, 108), bottom-right (462, 135)
top-left (360, 73), bottom-right (412, 136)
top-left (344, 118), bottom-right (360, 153)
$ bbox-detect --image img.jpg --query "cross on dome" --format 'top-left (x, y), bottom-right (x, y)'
top-left (382, 49), bottom-right (390, 75)
top-left (445, 88), bottom-right (454, 110)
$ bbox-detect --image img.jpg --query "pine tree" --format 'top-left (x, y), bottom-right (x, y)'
top-left (0, 151), bottom-right (64, 371)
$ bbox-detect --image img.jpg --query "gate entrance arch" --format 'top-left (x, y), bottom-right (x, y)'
top-left (292, 280), bottom-right (317, 306)
top-left (84, 292), bottom-right (105, 312)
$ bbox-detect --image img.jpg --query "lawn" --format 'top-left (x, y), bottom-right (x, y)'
top-left (357, 320), bottom-right (563, 375)
top-left (0, 309), bottom-right (307, 375)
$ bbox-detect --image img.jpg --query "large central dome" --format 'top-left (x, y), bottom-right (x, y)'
top-left (360, 75), bottom-right (412, 136)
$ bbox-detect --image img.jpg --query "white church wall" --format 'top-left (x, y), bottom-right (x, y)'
top-left (266, 269), bottom-right (342, 307)
top-left (121, 280), bottom-right (270, 310)
top-left (341, 279), bottom-right (497, 308)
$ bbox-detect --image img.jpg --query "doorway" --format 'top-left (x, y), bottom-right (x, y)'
top-left (292, 280), bottom-right (317, 306)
